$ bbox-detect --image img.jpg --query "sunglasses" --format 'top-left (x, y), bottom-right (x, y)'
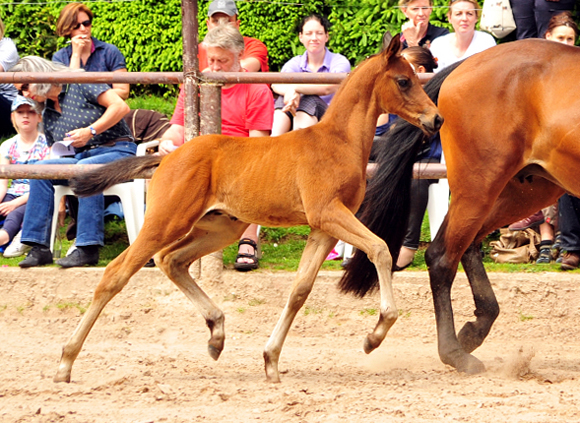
top-left (17, 83), bottom-right (30, 95)
top-left (72, 19), bottom-right (92, 30)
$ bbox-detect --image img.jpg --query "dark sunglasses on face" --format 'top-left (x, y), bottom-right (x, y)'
top-left (72, 20), bottom-right (92, 30)
top-left (17, 83), bottom-right (29, 95)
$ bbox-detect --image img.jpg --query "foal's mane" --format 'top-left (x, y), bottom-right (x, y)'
top-left (320, 52), bottom-right (386, 122)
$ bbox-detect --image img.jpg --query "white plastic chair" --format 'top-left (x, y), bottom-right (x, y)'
top-left (426, 153), bottom-right (449, 240)
top-left (49, 140), bottom-right (159, 252)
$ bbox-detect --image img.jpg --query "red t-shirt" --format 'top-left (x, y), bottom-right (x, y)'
top-left (170, 82), bottom-right (274, 137)
top-left (198, 36), bottom-right (269, 72)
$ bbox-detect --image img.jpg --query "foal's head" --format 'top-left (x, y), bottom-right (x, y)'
top-left (374, 35), bottom-right (442, 135)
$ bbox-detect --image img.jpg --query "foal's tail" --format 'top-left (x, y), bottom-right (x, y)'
top-left (339, 61), bottom-right (462, 297)
top-left (70, 155), bottom-right (163, 197)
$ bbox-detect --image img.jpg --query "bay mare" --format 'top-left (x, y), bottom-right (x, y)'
top-left (341, 39), bottom-right (580, 374)
top-left (53, 35), bottom-right (442, 384)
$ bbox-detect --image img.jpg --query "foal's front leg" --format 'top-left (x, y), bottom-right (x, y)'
top-left (319, 205), bottom-right (399, 354)
top-left (263, 229), bottom-right (336, 382)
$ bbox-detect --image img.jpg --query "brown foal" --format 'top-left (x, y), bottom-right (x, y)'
top-left (57, 35), bottom-right (442, 383)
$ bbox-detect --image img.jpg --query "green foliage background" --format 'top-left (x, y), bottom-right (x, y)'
top-left (1, 0), bottom-right (453, 95)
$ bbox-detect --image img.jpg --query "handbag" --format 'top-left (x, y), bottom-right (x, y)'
top-left (489, 228), bottom-right (541, 264)
top-left (480, 0), bottom-right (517, 39)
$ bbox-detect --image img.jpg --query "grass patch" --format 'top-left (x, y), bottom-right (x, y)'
top-left (360, 308), bottom-right (377, 316)
top-left (55, 301), bottom-right (88, 314)
top-left (519, 311), bottom-right (534, 321)
top-left (126, 94), bottom-right (177, 117)
top-left (304, 306), bottom-right (323, 316)
top-left (248, 298), bottom-right (265, 306)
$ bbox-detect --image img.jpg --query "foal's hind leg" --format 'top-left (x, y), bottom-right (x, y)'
top-left (54, 229), bottom-right (174, 383)
top-left (263, 229), bottom-right (336, 382)
top-left (156, 213), bottom-right (248, 360)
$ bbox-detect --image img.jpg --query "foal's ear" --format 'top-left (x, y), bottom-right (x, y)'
top-left (383, 33), bottom-right (402, 62)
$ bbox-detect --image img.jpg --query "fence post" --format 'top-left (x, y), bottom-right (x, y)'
top-left (181, 0), bottom-right (200, 141)
top-left (195, 83), bottom-right (224, 282)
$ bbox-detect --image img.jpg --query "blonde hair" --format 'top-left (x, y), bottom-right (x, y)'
top-left (11, 107), bottom-right (42, 135)
top-left (202, 24), bottom-right (245, 56)
top-left (399, 0), bottom-right (434, 7)
top-left (11, 56), bottom-right (83, 97)
top-left (448, 0), bottom-right (480, 18)
top-left (0, 16), bottom-right (5, 39)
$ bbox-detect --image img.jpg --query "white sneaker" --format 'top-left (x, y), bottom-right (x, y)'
top-left (3, 230), bottom-right (32, 258)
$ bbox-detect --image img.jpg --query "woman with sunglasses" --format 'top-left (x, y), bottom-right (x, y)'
top-left (399, 0), bottom-right (449, 49)
top-left (429, 0), bottom-right (496, 71)
top-left (53, 3), bottom-right (129, 99)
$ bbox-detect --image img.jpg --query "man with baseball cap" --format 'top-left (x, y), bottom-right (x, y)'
top-left (200, 0), bottom-right (268, 73)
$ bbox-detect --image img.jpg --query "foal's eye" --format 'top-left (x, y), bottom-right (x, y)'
top-left (397, 78), bottom-right (411, 89)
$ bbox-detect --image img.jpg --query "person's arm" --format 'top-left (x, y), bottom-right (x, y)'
top-left (158, 124), bottom-right (185, 156)
top-left (0, 38), bottom-right (19, 73)
top-left (241, 57), bottom-right (261, 72)
top-left (64, 89), bottom-right (130, 149)
top-left (241, 38), bottom-right (269, 72)
top-left (249, 129), bottom-right (270, 137)
top-left (0, 155), bottom-right (9, 202)
top-left (111, 68), bottom-right (130, 100)
top-left (68, 34), bottom-right (91, 70)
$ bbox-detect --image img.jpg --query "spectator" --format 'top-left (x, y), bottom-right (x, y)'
top-left (0, 16), bottom-right (20, 138)
top-left (0, 96), bottom-right (49, 257)
top-left (393, 47), bottom-right (443, 270)
top-left (12, 57), bottom-right (135, 268)
top-left (53, 2), bottom-right (129, 99)
top-left (399, 0), bottom-right (449, 49)
top-left (429, 0), bottom-right (496, 72)
top-left (510, 0), bottom-right (575, 40)
top-left (158, 24), bottom-right (274, 271)
top-left (270, 13), bottom-right (350, 136)
top-left (200, 0), bottom-right (268, 72)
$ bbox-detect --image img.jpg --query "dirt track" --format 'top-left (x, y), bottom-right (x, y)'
top-left (1, 267), bottom-right (580, 422)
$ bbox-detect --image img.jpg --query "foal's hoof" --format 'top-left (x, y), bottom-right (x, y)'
top-left (53, 371), bottom-right (71, 383)
top-left (363, 334), bottom-right (379, 354)
top-left (208, 344), bottom-right (222, 361)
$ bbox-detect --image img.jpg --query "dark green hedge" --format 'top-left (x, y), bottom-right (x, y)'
top-left (1, 0), bottom-right (452, 94)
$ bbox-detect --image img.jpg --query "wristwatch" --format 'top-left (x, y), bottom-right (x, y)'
top-left (89, 126), bottom-right (97, 136)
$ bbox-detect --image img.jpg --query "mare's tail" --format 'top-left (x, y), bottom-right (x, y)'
top-left (339, 61), bottom-right (462, 297)
top-left (70, 155), bottom-right (163, 197)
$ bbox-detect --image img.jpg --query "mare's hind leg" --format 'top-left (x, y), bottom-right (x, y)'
top-left (458, 178), bottom-right (563, 354)
top-left (427, 177), bottom-right (563, 374)
top-left (264, 229), bottom-right (336, 382)
top-left (156, 212), bottom-right (249, 360)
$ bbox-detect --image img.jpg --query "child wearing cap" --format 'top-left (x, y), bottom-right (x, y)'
top-left (0, 95), bottom-right (49, 257)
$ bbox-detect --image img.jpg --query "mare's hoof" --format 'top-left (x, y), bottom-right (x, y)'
top-left (208, 345), bottom-right (222, 361)
top-left (456, 355), bottom-right (486, 374)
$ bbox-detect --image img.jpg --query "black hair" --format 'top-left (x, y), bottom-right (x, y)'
top-left (297, 13), bottom-right (331, 34)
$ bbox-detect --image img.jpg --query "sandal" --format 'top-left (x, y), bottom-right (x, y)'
top-left (234, 237), bottom-right (259, 271)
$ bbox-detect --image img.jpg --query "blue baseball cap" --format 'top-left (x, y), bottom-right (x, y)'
top-left (11, 95), bottom-right (41, 113)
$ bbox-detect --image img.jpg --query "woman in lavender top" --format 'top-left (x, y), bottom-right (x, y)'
top-left (271, 14), bottom-right (350, 136)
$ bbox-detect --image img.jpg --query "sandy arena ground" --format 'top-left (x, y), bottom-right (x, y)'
top-left (1, 267), bottom-right (580, 422)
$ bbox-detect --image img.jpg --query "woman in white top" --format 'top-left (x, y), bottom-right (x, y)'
top-left (429, 0), bottom-right (496, 72)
